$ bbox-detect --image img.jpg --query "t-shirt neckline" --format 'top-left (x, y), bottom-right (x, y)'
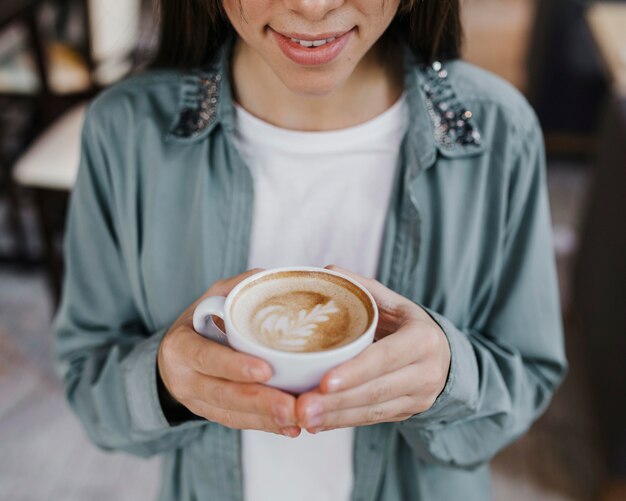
top-left (233, 92), bottom-right (407, 153)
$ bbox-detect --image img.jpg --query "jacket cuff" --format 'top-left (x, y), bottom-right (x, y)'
top-left (122, 328), bottom-right (204, 432)
top-left (402, 307), bottom-right (479, 427)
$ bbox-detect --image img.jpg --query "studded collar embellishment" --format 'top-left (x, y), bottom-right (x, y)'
top-left (169, 60), bottom-right (482, 151)
top-left (171, 71), bottom-right (222, 138)
top-left (421, 61), bottom-right (481, 150)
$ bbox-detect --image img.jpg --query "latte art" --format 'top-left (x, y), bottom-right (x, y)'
top-left (231, 271), bottom-right (373, 353)
top-left (253, 293), bottom-right (347, 350)
top-left (255, 300), bottom-right (339, 344)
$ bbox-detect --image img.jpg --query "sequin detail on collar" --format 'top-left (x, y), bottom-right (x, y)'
top-left (171, 72), bottom-right (222, 138)
top-left (421, 61), bottom-right (481, 150)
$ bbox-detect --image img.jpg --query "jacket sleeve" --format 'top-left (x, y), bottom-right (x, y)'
top-left (397, 116), bottom-right (568, 469)
top-left (52, 105), bottom-right (206, 458)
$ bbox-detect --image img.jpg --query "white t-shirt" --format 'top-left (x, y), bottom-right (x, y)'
top-left (232, 92), bottom-right (408, 501)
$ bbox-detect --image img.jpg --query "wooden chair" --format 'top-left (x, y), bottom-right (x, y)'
top-left (2, 0), bottom-right (141, 309)
top-left (0, 0), bottom-right (76, 266)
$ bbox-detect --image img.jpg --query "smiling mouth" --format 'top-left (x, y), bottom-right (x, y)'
top-left (267, 26), bottom-right (355, 66)
top-left (288, 36), bottom-right (338, 48)
top-left (269, 27), bottom-right (354, 43)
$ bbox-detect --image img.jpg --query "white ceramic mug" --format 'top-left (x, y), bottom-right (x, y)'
top-left (192, 266), bottom-right (378, 393)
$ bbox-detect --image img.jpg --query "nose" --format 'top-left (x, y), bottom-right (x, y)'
top-left (283, 0), bottom-right (344, 22)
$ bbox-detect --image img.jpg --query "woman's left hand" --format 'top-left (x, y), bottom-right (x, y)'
top-left (296, 265), bottom-right (451, 433)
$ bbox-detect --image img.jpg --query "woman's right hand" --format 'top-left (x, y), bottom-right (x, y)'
top-left (157, 268), bottom-right (301, 437)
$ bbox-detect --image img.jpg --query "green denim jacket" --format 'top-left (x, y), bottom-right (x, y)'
top-left (53, 37), bottom-right (567, 501)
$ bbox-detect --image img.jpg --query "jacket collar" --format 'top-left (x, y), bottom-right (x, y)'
top-left (166, 34), bottom-right (486, 170)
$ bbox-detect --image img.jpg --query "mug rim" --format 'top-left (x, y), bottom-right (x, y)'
top-left (223, 266), bottom-right (379, 360)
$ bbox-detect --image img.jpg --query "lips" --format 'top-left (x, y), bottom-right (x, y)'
top-left (269, 27), bottom-right (354, 66)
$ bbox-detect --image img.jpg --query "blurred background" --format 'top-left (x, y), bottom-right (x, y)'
top-left (0, 0), bottom-right (625, 499)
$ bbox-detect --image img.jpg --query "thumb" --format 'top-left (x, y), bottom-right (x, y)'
top-left (324, 264), bottom-right (413, 316)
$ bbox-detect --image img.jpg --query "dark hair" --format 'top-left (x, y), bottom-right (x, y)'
top-left (152, 0), bottom-right (462, 69)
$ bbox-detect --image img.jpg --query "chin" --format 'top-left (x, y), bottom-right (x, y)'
top-left (279, 69), bottom-right (351, 98)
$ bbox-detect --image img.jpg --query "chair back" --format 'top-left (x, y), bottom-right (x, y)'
top-left (87, 0), bottom-right (141, 86)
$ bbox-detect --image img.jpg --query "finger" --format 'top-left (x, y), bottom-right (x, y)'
top-left (174, 326), bottom-right (272, 382)
top-left (304, 396), bottom-right (415, 432)
top-left (297, 365), bottom-right (419, 427)
top-left (196, 376), bottom-right (298, 427)
top-left (319, 320), bottom-right (433, 393)
top-left (325, 265), bottom-right (427, 340)
top-left (186, 398), bottom-right (301, 437)
top-left (324, 265), bottom-right (415, 316)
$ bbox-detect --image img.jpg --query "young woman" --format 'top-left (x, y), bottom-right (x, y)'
top-left (53, 1), bottom-right (567, 500)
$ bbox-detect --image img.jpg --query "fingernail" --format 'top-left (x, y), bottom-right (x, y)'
top-left (326, 377), bottom-right (342, 393)
top-left (281, 427), bottom-right (301, 438)
top-left (273, 405), bottom-right (293, 427)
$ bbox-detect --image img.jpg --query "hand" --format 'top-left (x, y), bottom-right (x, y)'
top-left (296, 265), bottom-right (451, 433)
top-left (158, 268), bottom-right (301, 438)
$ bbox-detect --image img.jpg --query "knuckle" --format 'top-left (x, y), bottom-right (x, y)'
top-left (414, 402), bottom-right (428, 414)
top-left (381, 344), bottom-right (399, 370)
top-left (257, 391), bottom-right (274, 416)
top-left (415, 394), bottom-right (437, 413)
top-left (160, 330), bottom-right (179, 360)
top-left (425, 393), bottom-right (438, 409)
top-left (190, 341), bottom-right (207, 370)
top-left (330, 392), bottom-right (346, 410)
top-left (367, 405), bottom-right (387, 423)
top-left (221, 409), bottom-right (238, 429)
top-left (239, 383), bottom-right (261, 401)
top-left (265, 415), bottom-right (283, 432)
top-left (211, 383), bottom-right (227, 408)
top-left (425, 377), bottom-right (442, 396)
top-left (241, 385), bottom-right (266, 412)
top-left (422, 326), bottom-right (441, 354)
top-left (370, 383), bottom-right (392, 404)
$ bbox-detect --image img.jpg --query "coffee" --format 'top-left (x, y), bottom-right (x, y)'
top-left (231, 271), bottom-right (374, 352)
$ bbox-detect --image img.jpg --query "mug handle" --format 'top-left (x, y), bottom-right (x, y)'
top-left (192, 296), bottom-right (229, 346)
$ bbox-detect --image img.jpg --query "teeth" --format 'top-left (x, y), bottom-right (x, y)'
top-left (289, 36), bottom-right (337, 48)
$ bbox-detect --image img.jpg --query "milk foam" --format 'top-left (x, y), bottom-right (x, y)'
top-left (231, 272), bottom-right (372, 352)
